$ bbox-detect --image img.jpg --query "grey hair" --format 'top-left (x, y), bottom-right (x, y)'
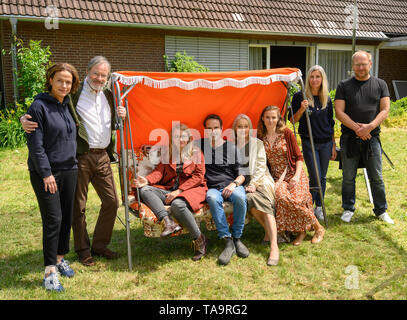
top-left (87, 56), bottom-right (111, 73)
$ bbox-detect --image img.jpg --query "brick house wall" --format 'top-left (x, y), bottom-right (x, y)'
top-left (0, 20), bottom-right (166, 105)
top-left (379, 49), bottom-right (407, 101)
top-left (0, 19), bottom-right (397, 105)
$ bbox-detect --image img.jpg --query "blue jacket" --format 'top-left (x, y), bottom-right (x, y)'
top-left (26, 92), bottom-right (78, 178)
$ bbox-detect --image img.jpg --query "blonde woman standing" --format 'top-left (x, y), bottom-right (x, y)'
top-left (291, 65), bottom-right (336, 220)
top-left (232, 114), bottom-right (278, 266)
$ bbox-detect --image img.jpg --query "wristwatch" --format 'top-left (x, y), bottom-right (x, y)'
top-left (233, 180), bottom-right (240, 187)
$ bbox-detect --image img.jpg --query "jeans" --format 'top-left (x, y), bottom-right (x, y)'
top-left (206, 186), bottom-right (247, 239)
top-left (340, 134), bottom-right (387, 216)
top-left (301, 139), bottom-right (333, 207)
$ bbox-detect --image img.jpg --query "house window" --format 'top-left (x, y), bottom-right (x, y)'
top-left (317, 45), bottom-right (375, 91)
top-left (165, 36), bottom-right (249, 72)
top-left (318, 49), bottom-right (353, 91)
top-left (249, 46), bottom-right (268, 70)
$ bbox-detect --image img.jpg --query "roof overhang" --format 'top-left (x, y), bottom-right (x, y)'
top-left (0, 15), bottom-right (389, 41)
top-left (380, 36), bottom-right (407, 50)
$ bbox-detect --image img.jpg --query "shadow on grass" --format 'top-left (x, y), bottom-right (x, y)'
top-left (0, 249), bottom-right (45, 290)
top-left (103, 216), bottom-right (289, 274)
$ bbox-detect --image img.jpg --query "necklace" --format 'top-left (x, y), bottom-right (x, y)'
top-left (266, 133), bottom-right (278, 147)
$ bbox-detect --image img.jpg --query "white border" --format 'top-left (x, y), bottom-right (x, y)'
top-left (111, 71), bottom-right (302, 90)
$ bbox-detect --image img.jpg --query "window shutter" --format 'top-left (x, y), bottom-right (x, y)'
top-left (165, 36), bottom-right (249, 72)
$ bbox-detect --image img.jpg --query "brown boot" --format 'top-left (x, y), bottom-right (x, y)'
top-left (160, 216), bottom-right (181, 238)
top-left (192, 233), bottom-right (208, 261)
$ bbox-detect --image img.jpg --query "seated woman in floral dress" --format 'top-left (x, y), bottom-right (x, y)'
top-left (257, 106), bottom-right (325, 246)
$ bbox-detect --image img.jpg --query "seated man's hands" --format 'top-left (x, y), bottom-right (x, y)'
top-left (222, 183), bottom-right (236, 199)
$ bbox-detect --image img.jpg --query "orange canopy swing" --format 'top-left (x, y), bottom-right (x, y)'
top-left (110, 68), bottom-right (326, 270)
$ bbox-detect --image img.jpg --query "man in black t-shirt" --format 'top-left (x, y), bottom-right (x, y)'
top-left (196, 114), bottom-right (249, 265)
top-left (335, 50), bottom-right (394, 224)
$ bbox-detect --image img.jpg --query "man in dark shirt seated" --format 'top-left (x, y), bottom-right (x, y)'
top-left (196, 114), bottom-right (248, 265)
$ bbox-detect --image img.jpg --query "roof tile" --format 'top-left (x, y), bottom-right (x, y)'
top-left (0, 0), bottom-right (405, 37)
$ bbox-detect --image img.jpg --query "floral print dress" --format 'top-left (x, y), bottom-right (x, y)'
top-left (264, 135), bottom-right (317, 232)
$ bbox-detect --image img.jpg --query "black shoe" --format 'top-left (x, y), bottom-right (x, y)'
top-left (233, 238), bottom-right (249, 258)
top-left (218, 237), bottom-right (235, 265)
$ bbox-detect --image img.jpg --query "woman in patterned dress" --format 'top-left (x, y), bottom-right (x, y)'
top-left (257, 106), bottom-right (325, 246)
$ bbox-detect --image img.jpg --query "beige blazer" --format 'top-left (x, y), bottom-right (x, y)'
top-left (247, 137), bottom-right (275, 199)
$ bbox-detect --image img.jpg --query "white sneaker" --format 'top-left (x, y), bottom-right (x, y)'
top-left (314, 206), bottom-right (324, 220)
top-left (42, 271), bottom-right (64, 292)
top-left (341, 210), bottom-right (354, 223)
top-left (378, 212), bottom-right (395, 225)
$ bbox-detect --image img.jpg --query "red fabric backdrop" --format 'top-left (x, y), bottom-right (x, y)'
top-left (112, 68), bottom-right (300, 149)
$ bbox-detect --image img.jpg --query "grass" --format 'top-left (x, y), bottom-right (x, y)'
top-left (0, 128), bottom-right (406, 300)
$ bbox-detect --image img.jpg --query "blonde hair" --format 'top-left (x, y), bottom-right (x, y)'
top-left (169, 123), bottom-right (196, 162)
top-left (305, 65), bottom-right (329, 109)
top-left (352, 50), bottom-right (372, 63)
top-left (257, 106), bottom-right (286, 140)
top-left (232, 114), bottom-right (253, 142)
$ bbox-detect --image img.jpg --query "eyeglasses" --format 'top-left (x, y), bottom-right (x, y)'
top-left (353, 63), bottom-right (370, 68)
top-left (173, 134), bottom-right (190, 140)
top-left (91, 71), bottom-right (109, 79)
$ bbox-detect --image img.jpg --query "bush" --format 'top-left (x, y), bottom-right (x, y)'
top-left (0, 39), bottom-right (52, 148)
top-left (389, 96), bottom-right (407, 117)
top-left (164, 51), bottom-right (210, 72)
top-left (0, 101), bottom-right (29, 148)
top-left (16, 39), bottom-right (52, 101)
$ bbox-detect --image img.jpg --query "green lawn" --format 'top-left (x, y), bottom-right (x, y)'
top-left (0, 128), bottom-right (406, 300)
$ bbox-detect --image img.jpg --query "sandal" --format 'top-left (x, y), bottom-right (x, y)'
top-left (292, 231), bottom-right (307, 246)
top-left (311, 227), bottom-right (325, 244)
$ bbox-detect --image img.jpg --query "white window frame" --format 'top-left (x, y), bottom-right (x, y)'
top-left (316, 43), bottom-right (378, 76)
top-left (248, 44), bottom-right (270, 69)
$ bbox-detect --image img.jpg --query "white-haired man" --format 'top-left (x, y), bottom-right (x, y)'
top-left (21, 56), bottom-right (126, 265)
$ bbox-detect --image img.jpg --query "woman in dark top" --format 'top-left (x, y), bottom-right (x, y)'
top-left (134, 123), bottom-right (208, 261)
top-left (291, 65), bottom-right (336, 220)
top-left (26, 63), bottom-right (80, 292)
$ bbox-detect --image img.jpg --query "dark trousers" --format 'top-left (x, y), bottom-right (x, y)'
top-left (30, 169), bottom-right (78, 267)
top-left (302, 139), bottom-right (333, 207)
top-left (340, 134), bottom-right (387, 216)
top-left (72, 150), bottom-right (119, 258)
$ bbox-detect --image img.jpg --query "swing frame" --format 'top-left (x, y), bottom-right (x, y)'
top-left (110, 69), bottom-right (327, 271)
